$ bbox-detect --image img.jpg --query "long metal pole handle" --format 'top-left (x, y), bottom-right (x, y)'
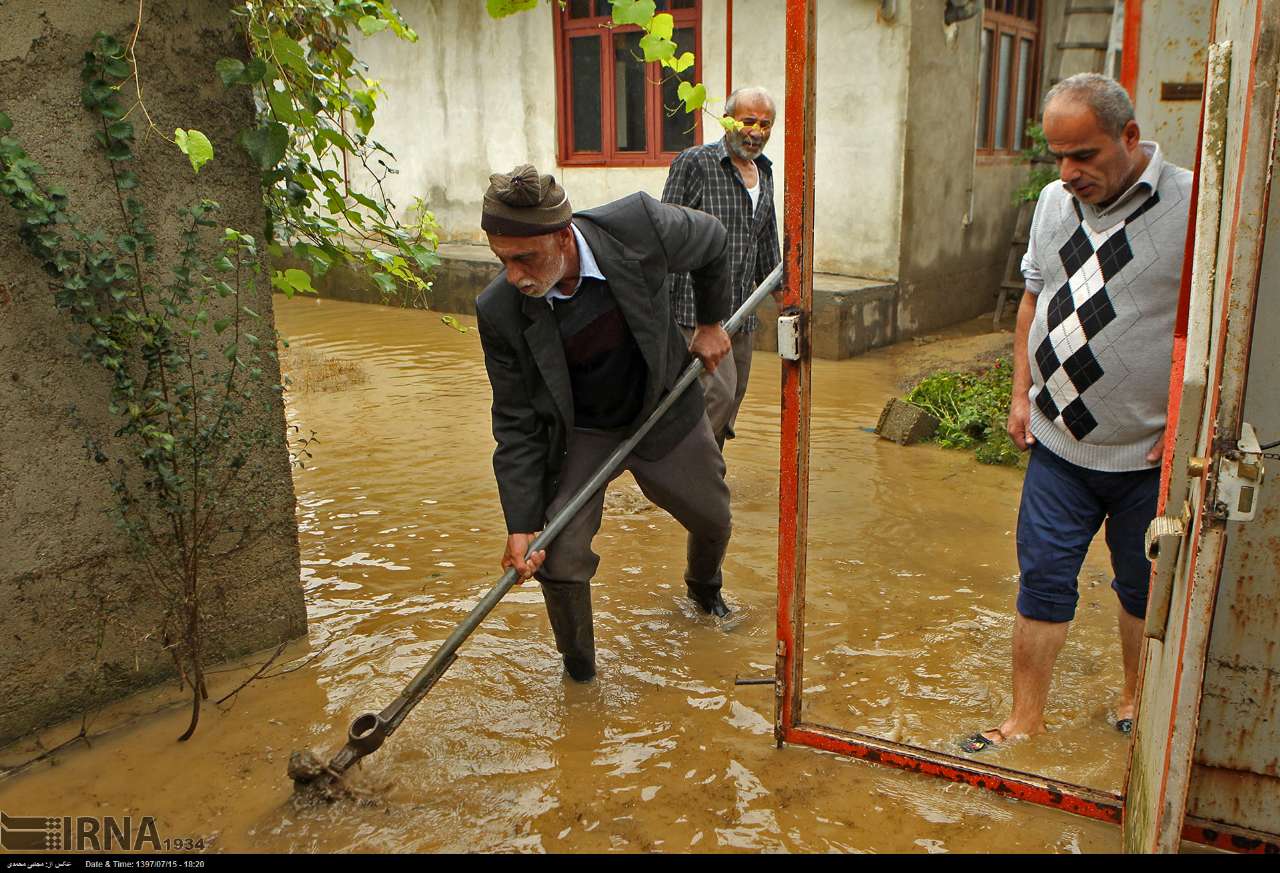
top-left (341, 264), bottom-right (785, 759)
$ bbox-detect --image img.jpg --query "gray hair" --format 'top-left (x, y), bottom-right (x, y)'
top-left (725, 86), bottom-right (775, 118)
top-left (1043, 73), bottom-right (1135, 138)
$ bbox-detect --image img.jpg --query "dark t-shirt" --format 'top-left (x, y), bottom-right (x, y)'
top-left (552, 277), bottom-right (647, 430)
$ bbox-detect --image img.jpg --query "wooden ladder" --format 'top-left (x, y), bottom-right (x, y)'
top-left (1052, 3), bottom-right (1119, 84)
top-left (992, 199), bottom-right (1034, 327)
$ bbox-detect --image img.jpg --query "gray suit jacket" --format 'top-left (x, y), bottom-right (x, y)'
top-left (476, 192), bottom-right (730, 534)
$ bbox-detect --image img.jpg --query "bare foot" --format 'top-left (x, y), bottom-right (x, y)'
top-left (960, 720), bottom-right (1047, 754)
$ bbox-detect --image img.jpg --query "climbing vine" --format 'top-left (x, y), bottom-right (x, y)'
top-left (0, 33), bottom-right (289, 741)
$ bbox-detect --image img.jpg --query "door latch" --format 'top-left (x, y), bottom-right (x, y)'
top-left (1209, 422), bottom-right (1267, 522)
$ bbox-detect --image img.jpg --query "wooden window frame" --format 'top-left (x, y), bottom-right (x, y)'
top-left (552, 1), bottom-right (703, 168)
top-left (977, 1), bottom-right (1042, 156)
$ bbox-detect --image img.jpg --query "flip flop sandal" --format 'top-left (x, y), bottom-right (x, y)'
top-left (959, 728), bottom-right (1005, 754)
top-left (1115, 718), bottom-right (1133, 734)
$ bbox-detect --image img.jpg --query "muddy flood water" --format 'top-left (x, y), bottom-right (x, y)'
top-left (1, 296), bottom-right (1138, 852)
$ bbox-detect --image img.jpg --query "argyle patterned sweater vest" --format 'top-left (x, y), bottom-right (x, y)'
top-left (1021, 149), bottom-right (1192, 472)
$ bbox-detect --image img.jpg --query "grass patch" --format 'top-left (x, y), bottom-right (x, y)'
top-left (905, 358), bottom-right (1022, 466)
top-left (279, 344), bottom-right (369, 394)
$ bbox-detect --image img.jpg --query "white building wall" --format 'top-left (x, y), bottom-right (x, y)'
top-left (807, 0), bottom-right (910, 279)
top-left (354, 0), bottom-right (909, 279)
top-left (351, 1), bottom-right (559, 243)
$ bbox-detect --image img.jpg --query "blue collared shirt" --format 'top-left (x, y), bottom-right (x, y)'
top-left (547, 223), bottom-right (605, 303)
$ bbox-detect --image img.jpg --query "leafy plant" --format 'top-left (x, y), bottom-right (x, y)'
top-left (0, 33), bottom-right (294, 740)
top-left (224, 1), bottom-right (440, 303)
top-left (905, 359), bottom-right (1022, 466)
top-left (1013, 122), bottom-right (1058, 205)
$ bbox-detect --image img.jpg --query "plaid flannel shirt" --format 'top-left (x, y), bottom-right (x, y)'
top-left (662, 139), bottom-right (780, 333)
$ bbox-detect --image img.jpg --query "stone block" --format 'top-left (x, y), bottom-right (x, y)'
top-left (875, 398), bottom-right (939, 445)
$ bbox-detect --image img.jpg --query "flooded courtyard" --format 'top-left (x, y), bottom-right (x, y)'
top-left (1, 296), bottom-right (1135, 852)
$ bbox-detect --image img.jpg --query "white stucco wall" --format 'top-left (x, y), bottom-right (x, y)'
top-left (1133, 0), bottom-right (1210, 169)
top-left (350, 1), bottom-right (559, 243)
top-left (809, 0), bottom-right (910, 278)
top-left (354, 0), bottom-right (909, 279)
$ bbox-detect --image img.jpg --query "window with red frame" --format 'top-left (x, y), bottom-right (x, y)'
top-left (977, 1), bottom-right (1042, 154)
top-left (554, 0), bottom-right (702, 167)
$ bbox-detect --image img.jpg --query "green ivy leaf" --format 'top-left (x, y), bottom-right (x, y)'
top-left (612, 0), bottom-right (657, 27)
top-left (94, 33), bottom-right (123, 57)
top-left (485, 0), bottom-right (538, 19)
top-left (639, 31), bottom-right (676, 63)
top-left (270, 268), bottom-right (316, 298)
top-left (215, 58), bottom-right (245, 86)
top-left (267, 87), bottom-right (298, 124)
top-left (239, 122), bottom-right (288, 170)
top-left (371, 272), bottom-right (396, 296)
top-left (213, 317), bottom-right (231, 334)
top-left (269, 34), bottom-right (309, 76)
top-left (241, 58), bottom-right (269, 84)
top-left (664, 51), bottom-right (695, 73)
top-left (104, 140), bottom-right (132, 161)
top-left (315, 127), bottom-right (355, 154)
top-left (677, 81), bottom-right (707, 113)
top-left (0, 111), bottom-right (12, 132)
top-left (647, 12), bottom-right (675, 40)
top-left (104, 57), bottom-right (131, 79)
top-left (357, 15), bottom-right (390, 35)
top-left (174, 128), bottom-right (213, 173)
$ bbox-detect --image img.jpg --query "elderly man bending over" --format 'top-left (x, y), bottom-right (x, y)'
top-left (475, 165), bottom-right (736, 684)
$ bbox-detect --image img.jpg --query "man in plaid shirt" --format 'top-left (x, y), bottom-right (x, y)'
top-left (663, 87), bottom-right (781, 448)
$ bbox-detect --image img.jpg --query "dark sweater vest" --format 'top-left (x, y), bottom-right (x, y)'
top-left (552, 277), bottom-right (647, 430)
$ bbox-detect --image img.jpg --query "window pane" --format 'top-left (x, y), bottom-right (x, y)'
top-left (568, 0), bottom-right (592, 17)
top-left (994, 32), bottom-right (1014, 150)
top-left (570, 36), bottom-right (602, 152)
top-left (977, 28), bottom-right (993, 149)
top-left (614, 31), bottom-right (647, 152)
top-left (1013, 37), bottom-right (1032, 151)
top-left (661, 27), bottom-right (697, 153)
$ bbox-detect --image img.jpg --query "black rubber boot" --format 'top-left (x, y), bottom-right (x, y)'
top-left (686, 584), bottom-right (731, 617)
top-left (540, 580), bottom-right (596, 681)
top-left (684, 533), bottom-right (730, 617)
top-left (563, 656), bottom-right (597, 683)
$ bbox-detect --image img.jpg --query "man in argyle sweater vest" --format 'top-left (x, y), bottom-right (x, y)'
top-left (962, 74), bottom-right (1191, 754)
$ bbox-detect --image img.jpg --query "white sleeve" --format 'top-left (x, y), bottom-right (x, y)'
top-left (1020, 183), bottom-right (1057, 295)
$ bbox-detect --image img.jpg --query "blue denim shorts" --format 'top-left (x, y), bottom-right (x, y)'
top-left (1016, 445), bottom-right (1161, 622)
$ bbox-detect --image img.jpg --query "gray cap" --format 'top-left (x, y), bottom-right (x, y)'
top-left (481, 164), bottom-right (572, 236)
